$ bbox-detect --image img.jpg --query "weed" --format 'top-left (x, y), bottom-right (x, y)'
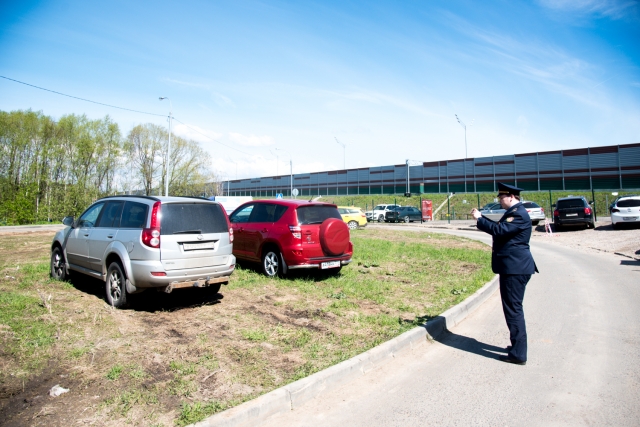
top-left (106, 364), bottom-right (124, 380)
top-left (176, 401), bottom-right (228, 427)
top-left (169, 377), bottom-right (197, 397)
top-left (240, 328), bottom-right (269, 342)
top-left (169, 360), bottom-right (196, 376)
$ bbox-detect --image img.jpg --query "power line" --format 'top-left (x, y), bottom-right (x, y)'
top-left (2, 75), bottom-right (253, 157)
top-left (0, 75), bottom-right (166, 117)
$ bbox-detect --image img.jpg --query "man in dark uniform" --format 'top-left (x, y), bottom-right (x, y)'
top-left (471, 183), bottom-right (538, 365)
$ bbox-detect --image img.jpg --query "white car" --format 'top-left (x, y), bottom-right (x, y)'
top-left (479, 201), bottom-right (545, 225)
top-left (365, 204), bottom-right (401, 222)
top-left (611, 195), bottom-right (640, 229)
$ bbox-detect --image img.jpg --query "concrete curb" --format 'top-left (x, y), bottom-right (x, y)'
top-left (192, 274), bottom-right (500, 427)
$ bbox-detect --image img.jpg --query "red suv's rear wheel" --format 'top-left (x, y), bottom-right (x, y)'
top-left (320, 218), bottom-right (350, 256)
top-left (262, 249), bottom-right (281, 277)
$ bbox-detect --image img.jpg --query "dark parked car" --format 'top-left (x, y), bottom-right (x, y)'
top-left (385, 206), bottom-right (422, 223)
top-left (229, 200), bottom-right (353, 277)
top-left (553, 196), bottom-right (595, 230)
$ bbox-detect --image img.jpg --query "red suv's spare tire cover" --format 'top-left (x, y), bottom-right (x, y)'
top-left (319, 218), bottom-right (350, 256)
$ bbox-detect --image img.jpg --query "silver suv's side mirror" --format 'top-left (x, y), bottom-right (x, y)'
top-left (62, 216), bottom-right (74, 227)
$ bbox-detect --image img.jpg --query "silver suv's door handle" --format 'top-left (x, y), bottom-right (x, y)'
top-left (83, 233), bottom-right (89, 237)
top-left (107, 235), bottom-right (114, 239)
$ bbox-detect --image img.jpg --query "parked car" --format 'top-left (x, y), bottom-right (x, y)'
top-left (337, 206), bottom-right (367, 230)
top-left (610, 195), bottom-right (640, 229)
top-left (50, 195), bottom-right (236, 308)
top-left (479, 201), bottom-right (545, 225)
top-left (385, 206), bottom-right (422, 223)
top-left (553, 196), bottom-right (595, 230)
top-left (481, 202), bottom-right (500, 211)
top-left (522, 201), bottom-right (545, 225)
top-left (229, 199), bottom-right (353, 277)
top-left (365, 204), bottom-right (401, 222)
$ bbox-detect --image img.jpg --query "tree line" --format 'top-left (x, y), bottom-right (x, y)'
top-left (0, 109), bottom-right (224, 225)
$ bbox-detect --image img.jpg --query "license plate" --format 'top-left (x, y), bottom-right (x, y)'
top-left (321, 261), bottom-right (341, 269)
top-left (183, 241), bottom-right (215, 250)
top-left (623, 217), bottom-right (638, 221)
top-left (566, 213), bottom-right (578, 217)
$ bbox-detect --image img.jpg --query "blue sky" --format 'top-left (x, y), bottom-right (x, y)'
top-left (1, 0), bottom-right (639, 181)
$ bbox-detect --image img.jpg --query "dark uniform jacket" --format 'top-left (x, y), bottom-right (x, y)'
top-left (476, 202), bottom-right (538, 275)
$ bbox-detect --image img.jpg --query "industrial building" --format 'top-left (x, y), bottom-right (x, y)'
top-left (226, 143), bottom-right (640, 196)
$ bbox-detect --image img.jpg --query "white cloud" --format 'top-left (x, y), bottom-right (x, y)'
top-left (173, 122), bottom-right (223, 143)
top-left (161, 78), bottom-right (235, 108)
top-left (537, 0), bottom-right (639, 20)
top-left (228, 132), bottom-right (275, 147)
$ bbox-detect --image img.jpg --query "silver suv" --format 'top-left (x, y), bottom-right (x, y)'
top-left (50, 195), bottom-right (236, 308)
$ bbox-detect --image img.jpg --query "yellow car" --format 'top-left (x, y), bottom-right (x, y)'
top-left (337, 206), bottom-right (367, 230)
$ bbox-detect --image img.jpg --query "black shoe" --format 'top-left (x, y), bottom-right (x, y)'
top-left (499, 355), bottom-right (526, 365)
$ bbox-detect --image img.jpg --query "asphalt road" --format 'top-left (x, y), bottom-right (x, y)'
top-left (260, 227), bottom-right (640, 427)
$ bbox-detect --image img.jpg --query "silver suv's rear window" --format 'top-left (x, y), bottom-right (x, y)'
top-left (296, 206), bottom-right (342, 225)
top-left (161, 203), bottom-right (228, 235)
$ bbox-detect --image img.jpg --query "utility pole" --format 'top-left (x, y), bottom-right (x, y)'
top-left (159, 97), bottom-right (173, 197)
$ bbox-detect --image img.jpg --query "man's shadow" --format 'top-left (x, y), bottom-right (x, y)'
top-left (431, 326), bottom-right (508, 360)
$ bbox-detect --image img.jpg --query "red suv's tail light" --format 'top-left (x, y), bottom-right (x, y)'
top-left (553, 209), bottom-right (559, 217)
top-left (584, 207), bottom-right (592, 215)
top-left (142, 201), bottom-right (161, 248)
top-left (289, 225), bottom-right (301, 239)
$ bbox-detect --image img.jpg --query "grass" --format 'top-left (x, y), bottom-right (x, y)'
top-left (0, 227), bottom-right (492, 426)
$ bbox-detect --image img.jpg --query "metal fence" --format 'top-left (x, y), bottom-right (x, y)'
top-left (227, 143), bottom-right (640, 197)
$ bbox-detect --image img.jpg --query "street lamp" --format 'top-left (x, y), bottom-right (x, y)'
top-left (335, 137), bottom-right (345, 169)
top-left (276, 148), bottom-right (292, 198)
top-left (159, 97), bottom-right (172, 197)
top-left (454, 114), bottom-right (473, 159)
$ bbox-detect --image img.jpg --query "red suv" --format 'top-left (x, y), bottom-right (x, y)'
top-left (228, 200), bottom-right (353, 276)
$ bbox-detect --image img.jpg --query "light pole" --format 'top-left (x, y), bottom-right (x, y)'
top-left (276, 148), bottom-right (292, 198)
top-left (335, 137), bottom-right (345, 169)
top-left (159, 97), bottom-right (172, 197)
top-left (455, 114), bottom-right (473, 193)
top-left (454, 114), bottom-right (472, 159)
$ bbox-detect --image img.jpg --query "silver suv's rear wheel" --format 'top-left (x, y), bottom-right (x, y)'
top-left (262, 250), bottom-right (281, 277)
top-left (377, 214), bottom-right (384, 222)
top-left (105, 261), bottom-right (127, 308)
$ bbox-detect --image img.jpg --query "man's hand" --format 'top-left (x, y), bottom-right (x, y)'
top-left (471, 208), bottom-right (482, 220)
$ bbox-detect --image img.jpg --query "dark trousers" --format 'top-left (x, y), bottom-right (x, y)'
top-left (499, 274), bottom-right (531, 362)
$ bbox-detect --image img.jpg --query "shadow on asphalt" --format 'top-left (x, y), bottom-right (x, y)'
top-left (434, 330), bottom-right (508, 360)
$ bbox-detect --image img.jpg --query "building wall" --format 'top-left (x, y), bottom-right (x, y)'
top-left (227, 143), bottom-right (640, 196)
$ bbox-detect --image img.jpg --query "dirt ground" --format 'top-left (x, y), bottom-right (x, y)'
top-left (0, 229), bottom-right (492, 427)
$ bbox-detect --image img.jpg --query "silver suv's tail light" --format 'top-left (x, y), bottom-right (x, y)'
top-left (289, 225), bottom-right (301, 239)
top-left (229, 227), bottom-right (234, 243)
top-left (142, 201), bottom-right (161, 248)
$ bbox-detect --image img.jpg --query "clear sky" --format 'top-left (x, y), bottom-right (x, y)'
top-left (1, 0), bottom-right (639, 181)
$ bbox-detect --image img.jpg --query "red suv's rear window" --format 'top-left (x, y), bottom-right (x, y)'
top-left (296, 205), bottom-right (342, 225)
